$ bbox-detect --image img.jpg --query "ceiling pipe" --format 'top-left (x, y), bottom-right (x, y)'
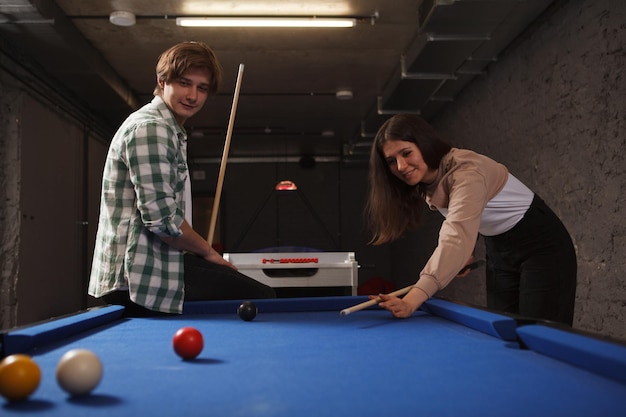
top-left (27, 0), bottom-right (140, 110)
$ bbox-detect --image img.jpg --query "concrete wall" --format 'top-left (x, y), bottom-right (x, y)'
top-left (432, 0), bottom-right (625, 339)
top-left (0, 51), bottom-right (110, 327)
top-left (0, 70), bottom-right (21, 329)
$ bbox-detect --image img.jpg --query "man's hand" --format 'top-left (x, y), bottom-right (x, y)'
top-left (160, 220), bottom-right (237, 270)
top-left (202, 247), bottom-right (237, 270)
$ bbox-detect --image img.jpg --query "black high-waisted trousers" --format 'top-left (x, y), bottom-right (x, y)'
top-left (483, 195), bottom-right (577, 325)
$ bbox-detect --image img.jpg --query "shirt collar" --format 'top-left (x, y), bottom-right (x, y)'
top-left (150, 95), bottom-right (187, 142)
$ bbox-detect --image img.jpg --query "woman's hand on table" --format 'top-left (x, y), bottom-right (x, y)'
top-left (370, 287), bottom-right (429, 318)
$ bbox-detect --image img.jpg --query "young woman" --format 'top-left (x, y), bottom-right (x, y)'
top-left (366, 114), bottom-right (576, 325)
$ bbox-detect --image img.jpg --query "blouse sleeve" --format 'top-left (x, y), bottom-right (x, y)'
top-left (414, 168), bottom-right (491, 297)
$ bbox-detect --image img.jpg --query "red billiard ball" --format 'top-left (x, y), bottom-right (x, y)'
top-left (237, 301), bottom-right (257, 321)
top-left (172, 327), bottom-right (204, 360)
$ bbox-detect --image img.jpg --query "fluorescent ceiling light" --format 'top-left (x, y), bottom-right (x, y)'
top-left (175, 17), bottom-right (356, 28)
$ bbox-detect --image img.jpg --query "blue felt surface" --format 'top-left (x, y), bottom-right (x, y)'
top-left (183, 296), bottom-right (369, 315)
top-left (2, 305), bottom-right (626, 416)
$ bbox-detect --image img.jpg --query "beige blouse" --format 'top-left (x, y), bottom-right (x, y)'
top-left (413, 148), bottom-right (510, 298)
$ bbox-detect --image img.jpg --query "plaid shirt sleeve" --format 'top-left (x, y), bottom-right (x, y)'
top-left (89, 97), bottom-right (189, 314)
top-left (125, 121), bottom-right (186, 238)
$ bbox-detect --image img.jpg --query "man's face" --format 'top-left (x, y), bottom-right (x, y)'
top-left (159, 67), bottom-right (212, 126)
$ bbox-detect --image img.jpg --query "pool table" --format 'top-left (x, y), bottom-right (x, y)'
top-left (1, 296), bottom-right (625, 416)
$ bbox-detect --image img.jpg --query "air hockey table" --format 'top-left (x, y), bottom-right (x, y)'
top-left (224, 251), bottom-right (358, 296)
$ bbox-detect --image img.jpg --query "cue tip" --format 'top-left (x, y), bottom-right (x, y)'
top-left (340, 309), bottom-right (351, 316)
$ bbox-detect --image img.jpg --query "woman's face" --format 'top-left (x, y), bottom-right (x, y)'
top-left (381, 139), bottom-right (438, 186)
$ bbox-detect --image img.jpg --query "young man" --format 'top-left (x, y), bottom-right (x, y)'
top-left (89, 41), bottom-right (275, 316)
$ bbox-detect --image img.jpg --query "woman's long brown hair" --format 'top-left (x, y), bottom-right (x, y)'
top-left (365, 114), bottom-right (451, 245)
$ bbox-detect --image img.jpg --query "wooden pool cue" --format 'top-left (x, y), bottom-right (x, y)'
top-left (340, 285), bottom-right (414, 316)
top-left (207, 63), bottom-right (245, 245)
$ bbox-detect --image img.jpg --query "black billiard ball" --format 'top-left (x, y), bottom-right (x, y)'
top-left (237, 301), bottom-right (257, 321)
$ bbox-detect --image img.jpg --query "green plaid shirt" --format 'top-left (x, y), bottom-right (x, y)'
top-left (89, 96), bottom-right (189, 313)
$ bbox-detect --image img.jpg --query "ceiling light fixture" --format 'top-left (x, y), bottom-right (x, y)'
top-left (175, 17), bottom-right (356, 28)
top-left (275, 180), bottom-right (298, 191)
top-left (335, 89), bottom-right (353, 100)
top-left (109, 11), bottom-right (136, 27)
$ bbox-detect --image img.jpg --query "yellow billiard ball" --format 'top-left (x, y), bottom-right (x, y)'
top-left (0, 354), bottom-right (41, 402)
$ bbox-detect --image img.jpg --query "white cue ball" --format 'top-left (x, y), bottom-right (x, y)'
top-left (56, 349), bottom-right (103, 396)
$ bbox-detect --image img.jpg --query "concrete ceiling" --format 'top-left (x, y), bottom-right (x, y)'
top-left (0, 0), bottom-right (554, 162)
